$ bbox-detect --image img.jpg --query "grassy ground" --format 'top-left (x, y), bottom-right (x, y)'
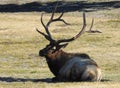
top-left (0, 4), bottom-right (120, 88)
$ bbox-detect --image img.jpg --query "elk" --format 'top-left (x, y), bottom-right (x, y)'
top-left (36, 6), bottom-right (102, 82)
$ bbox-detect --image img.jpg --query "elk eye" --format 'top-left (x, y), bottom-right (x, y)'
top-left (53, 46), bottom-right (56, 49)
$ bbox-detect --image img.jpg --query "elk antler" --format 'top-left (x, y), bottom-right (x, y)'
top-left (36, 2), bottom-right (70, 43)
top-left (37, 3), bottom-right (87, 52)
top-left (86, 18), bottom-right (102, 33)
top-left (56, 12), bottom-right (86, 44)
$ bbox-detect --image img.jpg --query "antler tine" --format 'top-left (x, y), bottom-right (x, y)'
top-left (38, 2), bottom-right (60, 42)
top-left (74, 12), bottom-right (86, 39)
top-left (47, 12), bottom-right (70, 26)
top-left (46, 2), bottom-right (70, 27)
top-left (36, 13), bottom-right (54, 42)
top-left (89, 18), bottom-right (94, 31)
top-left (86, 18), bottom-right (102, 33)
top-left (36, 28), bottom-right (52, 41)
top-left (40, 13), bottom-right (53, 41)
top-left (50, 1), bottom-right (58, 21)
top-left (57, 12), bottom-right (70, 25)
top-left (54, 2), bottom-right (70, 25)
top-left (46, 1), bottom-right (58, 27)
top-left (57, 12), bottom-right (86, 43)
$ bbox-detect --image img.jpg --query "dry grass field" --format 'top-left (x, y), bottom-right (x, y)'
top-left (0, 1), bottom-right (120, 88)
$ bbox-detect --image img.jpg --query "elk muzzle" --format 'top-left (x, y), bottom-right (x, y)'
top-left (39, 50), bottom-right (46, 56)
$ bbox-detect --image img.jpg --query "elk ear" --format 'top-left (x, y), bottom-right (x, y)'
top-left (60, 43), bottom-right (68, 48)
top-left (52, 43), bottom-right (68, 53)
top-left (56, 43), bottom-right (69, 49)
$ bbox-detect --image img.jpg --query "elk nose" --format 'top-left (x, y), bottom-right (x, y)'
top-left (39, 50), bottom-right (45, 56)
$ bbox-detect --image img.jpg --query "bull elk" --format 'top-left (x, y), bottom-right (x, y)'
top-left (36, 5), bottom-right (102, 82)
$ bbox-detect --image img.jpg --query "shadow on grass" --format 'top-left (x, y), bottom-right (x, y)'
top-left (0, 1), bottom-right (120, 12)
top-left (0, 77), bottom-right (111, 83)
top-left (0, 77), bottom-right (52, 83)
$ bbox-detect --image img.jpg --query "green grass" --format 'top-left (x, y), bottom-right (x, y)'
top-left (0, 6), bottom-right (120, 88)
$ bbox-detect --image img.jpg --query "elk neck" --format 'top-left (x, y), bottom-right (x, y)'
top-left (44, 49), bottom-right (73, 76)
top-left (45, 49), bottom-right (67, 62)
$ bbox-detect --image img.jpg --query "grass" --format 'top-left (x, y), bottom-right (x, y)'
top-left (0, 5), bottom-right (120, 88)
